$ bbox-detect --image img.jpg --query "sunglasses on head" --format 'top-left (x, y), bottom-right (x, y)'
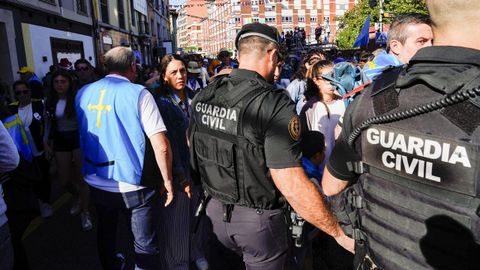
top-left (76, 66), bottom-right (89, 71)
top-left (15, 90), bottom-right (30, 96)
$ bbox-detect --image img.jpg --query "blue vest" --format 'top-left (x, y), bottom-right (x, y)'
top-left (2, 114), bottom-right (33, 162)
top-left (75, 76), bottom-right (146, 185)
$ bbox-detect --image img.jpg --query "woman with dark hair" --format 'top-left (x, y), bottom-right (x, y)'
top-left (287, 48), bottom-right (326, 114)
top-left (45, 70), bottom-right (92, 231)
top-left (300, 60), bottom-right (345, 173)
top-left (155, 54), bottom-right (208, 270)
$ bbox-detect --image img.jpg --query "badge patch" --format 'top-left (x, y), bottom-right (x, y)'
top-left (288, 116), bottom-right (301, 141)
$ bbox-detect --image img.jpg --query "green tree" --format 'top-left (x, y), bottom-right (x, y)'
top-left (336, 0), bottom-right (428, 50)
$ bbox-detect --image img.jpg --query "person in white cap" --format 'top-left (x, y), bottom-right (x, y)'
top-left (186, 61), bottom-right (204, 92)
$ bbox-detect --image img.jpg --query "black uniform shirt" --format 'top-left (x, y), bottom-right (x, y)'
top-left (327, 46), bottom-right (480, 183)
top-left (228, 69), bottom-right (302, 169)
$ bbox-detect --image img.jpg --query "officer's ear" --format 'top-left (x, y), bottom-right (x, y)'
top-left (389, 39), bottom-right (403, 57)
top-left (266, 48), bottom-right (279, 64)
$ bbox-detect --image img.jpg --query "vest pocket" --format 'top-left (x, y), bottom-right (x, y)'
top-left (194, 132), bottom-right (239, 203)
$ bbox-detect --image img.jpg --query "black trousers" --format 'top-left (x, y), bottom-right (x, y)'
top-left (206, 199), bottom-right (289, 270)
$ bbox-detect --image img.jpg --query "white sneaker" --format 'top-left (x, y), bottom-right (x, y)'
top-left (81, 211), bottom-right (93, 231)
top-left (195, 257), bottom-right (209, 270)
top-left (70, 198), bottom-right (81, 216)
top-left (39, 202), bottom-right (53, 218)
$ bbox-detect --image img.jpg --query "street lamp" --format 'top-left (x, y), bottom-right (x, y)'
top-left (369, 0), bottom-right (384, 32)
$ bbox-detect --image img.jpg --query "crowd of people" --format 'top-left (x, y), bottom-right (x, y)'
top-left (1, 0), bottom-right (479, 269)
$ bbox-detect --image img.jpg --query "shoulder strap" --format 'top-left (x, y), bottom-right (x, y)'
top-left (370, 65), bottom-right (406, 97)
top-left (342, 82), bottom-right (371, 100)
top-left (236, 83), bottom-right (273, 137)
top-left (193, 74), bottom-right (228, 104)
top-left (207, 76), bottom-right (273, 137)
top-left (223, 78), bottom-right (267, 107)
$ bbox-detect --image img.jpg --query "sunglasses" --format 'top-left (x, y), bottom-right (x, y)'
top-left (15, 90), bottom-right (30, 96)
top-left (76, 66), bottom-right (89, 71)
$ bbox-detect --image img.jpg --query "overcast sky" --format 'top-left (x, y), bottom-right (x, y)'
top-left (170, 0), bottom-right (186, 6)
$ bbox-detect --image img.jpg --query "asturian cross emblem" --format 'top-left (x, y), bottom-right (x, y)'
top-left (87, 89), bottom-right (112, 128)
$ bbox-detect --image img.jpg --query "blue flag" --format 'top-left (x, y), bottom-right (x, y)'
top-left (353, 14), bottom-right (371, 48)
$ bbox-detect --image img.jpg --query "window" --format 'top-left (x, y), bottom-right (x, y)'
top-left (310, 17), bottom-right (317, 22)
top-left (266, 17), bottom-right (276, 23)
top-left (130, 1), bottom-right (136, 26)
top-left (234, 17), bottom-right (241, 23)
top-left (253, 17), bottom-right (259, 23)
top-left (282, 16), bottom-right (292, 22)
top-left (76, 0), bottom-right (87, 14)
top-left (251, 7), bottom-right (259, 12)
top-left (265, 6), bottom-right (275, 12)
top-left (118, 0), bottom-right (125, 29)
top-left (298, 16), bottom-right (305, 22)
top-left (100, 0), bottom-right (109, 24)
top-left (40, 0), bottom-right (56, 5)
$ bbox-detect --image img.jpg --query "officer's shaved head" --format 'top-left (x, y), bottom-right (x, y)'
top-left (426, 0), bottom-right (480, 29)
top-left (426, 0), bottom-right (480, 48)
top-left (236, 23), bottom-right (282, 81)
top-left (238, 36), bottom-right (277, 59)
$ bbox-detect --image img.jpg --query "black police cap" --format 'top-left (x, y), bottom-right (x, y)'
top-left (235, 23), bottom-right (280, 49)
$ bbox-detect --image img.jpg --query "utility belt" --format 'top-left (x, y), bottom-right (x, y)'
top-left (194, 194), bottom-right (290, 232)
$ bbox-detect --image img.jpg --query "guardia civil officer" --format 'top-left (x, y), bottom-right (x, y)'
top-left (189, 23), bottom-right (353, 269)
top-left (322, 1), bottom-right (480, 269)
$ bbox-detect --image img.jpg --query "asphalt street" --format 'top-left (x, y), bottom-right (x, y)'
top-left (23, 193), bottom-right (135, 270)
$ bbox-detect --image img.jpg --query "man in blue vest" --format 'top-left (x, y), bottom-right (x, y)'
top-left (76, 46), bottom-right (175, 270)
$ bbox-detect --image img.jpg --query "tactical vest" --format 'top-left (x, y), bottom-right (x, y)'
top-left (8, 100), bottom-right (45, 153)
top-left (340, 67), bottom-right (480, 269)
top-left (190, 76), bottom-right (284, 210)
